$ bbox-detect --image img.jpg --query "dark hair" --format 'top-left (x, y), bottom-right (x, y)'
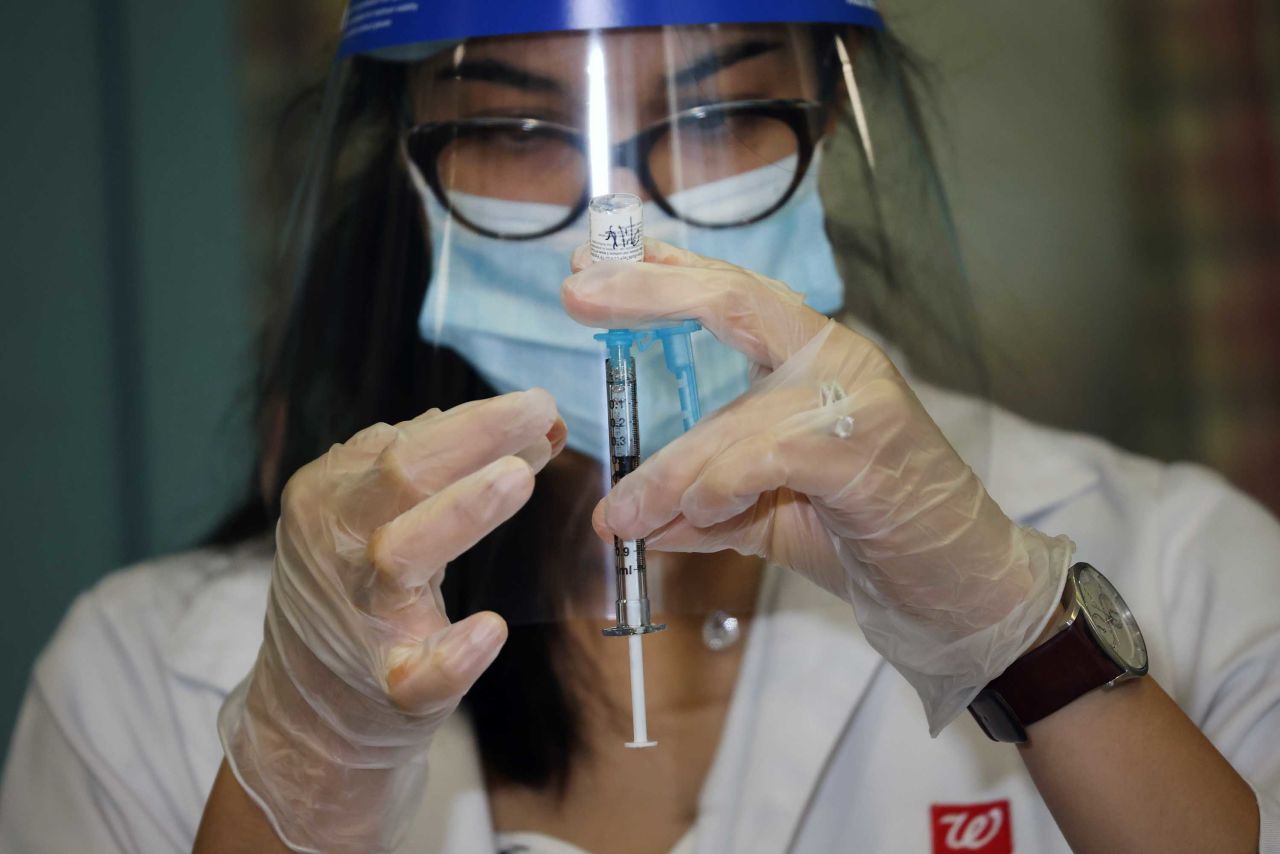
top-left (212, 25), bottom-right (978, 794)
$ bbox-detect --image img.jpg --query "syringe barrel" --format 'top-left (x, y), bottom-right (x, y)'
top-left (603, 343), bottom-right (650, 630)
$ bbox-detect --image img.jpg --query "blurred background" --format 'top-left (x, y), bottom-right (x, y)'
top-left (0, 0), bottom-right (1277, 762)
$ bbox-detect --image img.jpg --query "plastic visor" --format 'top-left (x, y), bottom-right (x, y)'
top-left (278, 20), bottom-right (990, 629)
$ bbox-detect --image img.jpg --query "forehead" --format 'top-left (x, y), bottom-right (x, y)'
top-left (419, 24), bottom-right (812, 94)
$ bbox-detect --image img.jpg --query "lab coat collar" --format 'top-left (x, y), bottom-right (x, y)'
top-left (913, 380), bottom-right (1100, 524)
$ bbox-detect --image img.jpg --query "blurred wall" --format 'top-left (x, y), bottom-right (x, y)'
top-left (891, 0), bottom-right (1280, 509)
top-left (0, 1), bottom-right (253, 761)
top-left (889, 0), bottom-right (1145, 443)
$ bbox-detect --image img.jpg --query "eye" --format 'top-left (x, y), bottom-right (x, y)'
top-left (685, 108), bottom-right (732, 137)
top-left (681, 108), bottom-right (779, 151)
top-left (487, 126), bottom-right (521, 142)
top-left (696, 108), bottom-right (730, 127)
top-left (484, 127), bottom-right (555, 153)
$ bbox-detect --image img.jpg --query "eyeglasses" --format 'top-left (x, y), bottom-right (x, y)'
top-left (405, 99), bottom-right (827, 240)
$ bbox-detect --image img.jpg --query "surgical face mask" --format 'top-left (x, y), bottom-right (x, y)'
top-left (416, 159), bottom-right (846, 460)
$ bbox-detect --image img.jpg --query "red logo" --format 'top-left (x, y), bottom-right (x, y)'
top-left (930, 800), bottom-right (1012, 853)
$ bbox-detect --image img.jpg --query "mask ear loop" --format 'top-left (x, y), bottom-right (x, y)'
top-left (835, 31), bottom-right (876, 172)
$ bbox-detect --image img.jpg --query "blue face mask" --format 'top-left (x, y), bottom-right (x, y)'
top-left (416, 159), bottom-right (846, 460)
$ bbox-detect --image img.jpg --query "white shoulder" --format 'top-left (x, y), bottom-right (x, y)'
top-left (35, 538), bottom-right (270, 710)
top-left (23, 539), bottom-right (272, 848)
top-left (42, 545), bottom-right (245, 668)
top-left (1004, 403), bottom-right (1280, 584)
top-left (980, 397), bottom-right (1280, 610)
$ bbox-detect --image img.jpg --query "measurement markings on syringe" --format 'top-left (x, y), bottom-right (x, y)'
top-left (607, 355), bottom-right (645, 579)
top-left (606, 357), bottom-right (640, 459)
top-left (614, 538), bottom-right (646, 576)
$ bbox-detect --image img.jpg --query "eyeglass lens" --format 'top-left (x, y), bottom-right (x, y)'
top-left (432, 104), bottom-right (805, 237)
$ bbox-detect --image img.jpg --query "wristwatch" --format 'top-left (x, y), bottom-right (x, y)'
top-left (968, 562), bottom-right (1148, 743)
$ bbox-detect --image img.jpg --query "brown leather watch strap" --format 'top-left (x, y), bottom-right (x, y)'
top-left (985, 614), bottom-right (1122, 729)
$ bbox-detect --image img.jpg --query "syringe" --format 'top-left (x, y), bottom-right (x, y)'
top-left (589, 193), bottom-right (665, 749)
top-left (598, 328), bottom-right (663, 748)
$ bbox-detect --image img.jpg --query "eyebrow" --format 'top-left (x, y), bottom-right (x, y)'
top-left (432, 38), bottom-right (784, 96)
top-left (672, 39), bottom-right (785, 88)
top-left (434, 58), bottom-right (566, 94)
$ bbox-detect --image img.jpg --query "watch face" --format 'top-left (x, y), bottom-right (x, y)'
top-left (1076, 564), bottom-right (1149, 674)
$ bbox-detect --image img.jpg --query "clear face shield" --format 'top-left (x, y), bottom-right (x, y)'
top-left (282, 8), bottom-right (990, 632)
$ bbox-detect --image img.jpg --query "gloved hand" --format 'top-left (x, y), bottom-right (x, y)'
top-left (218, 391), bottom-right (563, 853)
top-left (562, 240), bottom-right (1072, 734)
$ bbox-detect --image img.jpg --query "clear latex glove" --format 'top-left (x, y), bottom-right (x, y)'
top-left (218, 390), bottom-right (564, 853)
top-left (563, 241), bottom-right (1072, 735)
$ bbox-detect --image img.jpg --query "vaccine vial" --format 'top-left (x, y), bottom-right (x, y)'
top-left (588, 193), bottom-right (644, 263)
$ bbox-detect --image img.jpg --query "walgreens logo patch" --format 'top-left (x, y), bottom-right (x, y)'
top-left (930, 800), bottom-right (1012, 853)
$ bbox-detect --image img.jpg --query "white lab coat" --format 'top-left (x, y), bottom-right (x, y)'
top-left (2, 388), bottom-right (1278, 854)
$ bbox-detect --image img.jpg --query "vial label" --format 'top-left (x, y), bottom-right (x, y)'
top-left (591, 217), bottom-right (644, 263)
top-left (589, 193), bottom-right (645, 263)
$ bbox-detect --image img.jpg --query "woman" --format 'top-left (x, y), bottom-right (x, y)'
top-left (2, 5), bottom-right (1276, 853)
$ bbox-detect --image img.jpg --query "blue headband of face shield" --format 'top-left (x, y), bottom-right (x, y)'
top-left (339, 0), bottom-right (883, 58)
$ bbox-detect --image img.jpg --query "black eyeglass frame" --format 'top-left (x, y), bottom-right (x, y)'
top-left (405, 98), bottom-right (828, 241)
